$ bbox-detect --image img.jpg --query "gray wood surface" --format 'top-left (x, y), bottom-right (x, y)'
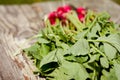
top-left (0, 0), bottom-right (120, 80)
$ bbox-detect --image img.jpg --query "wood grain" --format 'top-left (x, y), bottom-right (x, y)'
top-left (0, 0), bottom-right (120, 80)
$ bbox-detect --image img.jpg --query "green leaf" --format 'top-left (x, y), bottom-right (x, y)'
top-left (104, 43), bottom-right (117, 59)
top-left (97, 12), bottom-right (110, 22)
top-left (101, 75), bottom-right (107, 80)
top-left (35, 59), bottom-right (41, 69)
top-left (75, 31), bottom-right (87, 39)
top-left (98, 33), bottom-right (120, 52)
top-left (88, 54), bottom-right (100, 63)
top-left (38, 38), bottom-right (50, 43)
top-left (40, 50), bottom-right (58, 67)
top-left (87, 23), bottom-right (101, 39)
top-left (100, 57), bottom-right (109, 68)
top-left (24, 44), bottom-right (42, 60)
top-left (102, 69), bottom-right (117, 80)
top-left (40, 44), bottom-right (50, 57)
top-left (40, 49), bottom-right (64, 74)
top-left (65, 39), bottom-right (90, 56)
top-left (61, 60), bottom-right (89, 80)
top-left (113, 61), bottom-right (120, 80)
top-left (40, 49), bottom-right (64, 67)
top-left (60, 43), bottom-right (70, 50)
top-left (76, 55), bottom-right (89, 63)
top-left (117, 56), bottom-right (120, 64)
top-left (48, 60), bottom-right (90, 80)
top-left (40, 62), bottom-right (59, 74)
top-left (47, 66), bottom-right (69, 80)
top-left (64, 54), bottom-right (76, 62)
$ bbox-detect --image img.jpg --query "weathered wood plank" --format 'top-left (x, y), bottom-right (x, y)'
top-left (0, 0), bottom-right (119, 80)
top-left (0, 44), bottom-right (24, 80)
top-left (0, 5), bottom-right (39, 80)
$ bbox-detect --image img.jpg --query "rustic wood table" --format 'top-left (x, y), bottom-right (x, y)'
top-left (0, 0), bottom-right (120, 80)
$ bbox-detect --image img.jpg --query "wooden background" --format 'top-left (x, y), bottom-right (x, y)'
top-left (0, 0), bottom-right (120, 80)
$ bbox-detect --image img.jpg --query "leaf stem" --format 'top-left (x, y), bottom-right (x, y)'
top-left (87, 39), bottom-right (107, 43)
top-left (92, 70), bottom-right (96, 80)
top-left (90, 44), bottom-right (106, 57)
top-left (66, 11), bottom-right (84, 32)
top-left (84, 16), bottom-right (98, 37)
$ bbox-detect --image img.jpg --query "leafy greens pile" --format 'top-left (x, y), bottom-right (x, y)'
top-left (24, 7), bottom-right (120, 80)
